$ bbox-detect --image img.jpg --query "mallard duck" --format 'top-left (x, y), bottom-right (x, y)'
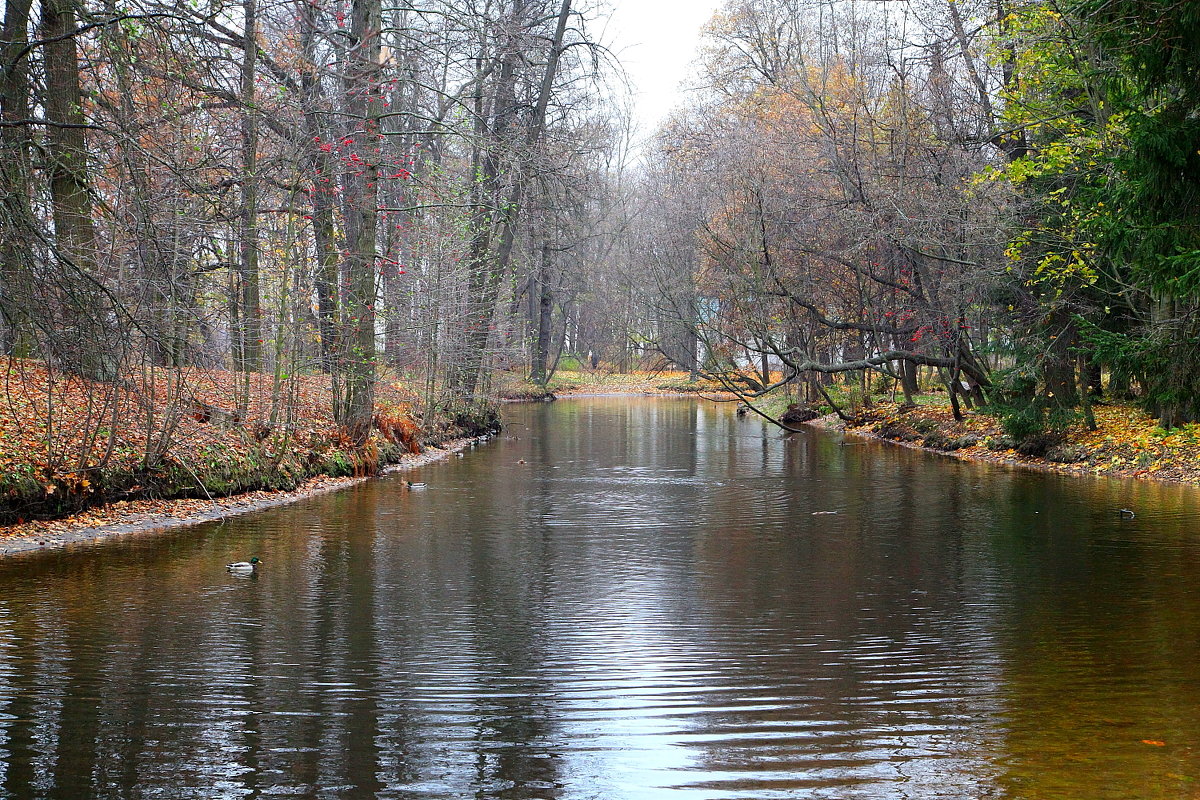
top-left (405, 480), bottom-right (427, 489)
top-left (226, 557), bottom-right (261, 573)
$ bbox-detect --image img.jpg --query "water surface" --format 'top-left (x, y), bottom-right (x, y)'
top-left (1, 397), bottom-right (1199, 799)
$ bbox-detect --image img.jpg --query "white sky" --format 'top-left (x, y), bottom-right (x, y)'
top-left (602, 0), bottom-right (727, 136)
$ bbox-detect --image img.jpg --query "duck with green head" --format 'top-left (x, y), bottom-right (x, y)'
top-left (226, 557), bottom-right (261, 573)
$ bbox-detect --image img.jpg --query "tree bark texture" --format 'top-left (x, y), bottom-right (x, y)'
top-left (42, 0), bottom-right (118, 380)
top-left (337, 0), bottom-right (382, 440)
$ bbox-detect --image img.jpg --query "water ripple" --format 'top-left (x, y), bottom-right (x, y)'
top-left (0, 398), bottom-right (1196, 798)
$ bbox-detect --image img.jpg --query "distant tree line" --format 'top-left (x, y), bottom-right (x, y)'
top-left (630, 0), bottom-right (1200, 433)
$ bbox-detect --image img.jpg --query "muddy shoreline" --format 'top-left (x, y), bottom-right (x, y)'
top-left (0, 438), bottom-right (474, 558)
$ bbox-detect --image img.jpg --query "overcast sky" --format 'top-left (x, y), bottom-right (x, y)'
top-left (601, 0), bottom-right (727, 136)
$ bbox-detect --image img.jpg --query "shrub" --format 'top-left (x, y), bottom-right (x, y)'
top-left (1015, 432), bottom-right (1064, 457)
top-left (1046, 443), bottom-right (1088, 463)
top-left (911, 417), bottom-right (938, 434)
top-left (875, 419), bottom-right (920, 442)
top-left (997, 398), bottom-right (1078, 457)
top-left (923, 432), bottom-right (961, 450)
top-left (780, 404), bottom-right (820, 424)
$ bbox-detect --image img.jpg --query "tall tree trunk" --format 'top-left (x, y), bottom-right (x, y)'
top-left (380, 17), bottom-right (417, 369)
top-left (336, 0), bottom-right (382, 440)
top-left (893, 330), bottom-right (920, 403)
top-left (1042, 309), bottom-right (1079, 408)
top-left (300, 0), bottom-right (340, 375)
top-left (42, 0), bottom-right (117, 380)
top-left (0, 0), bottom-right (33, 355)
top-left (531, 221), bottom-right (553, 385)
top-left (238, 0), bottom-right (262, 374)
top-left (454, 0), bottom-right (572, 399)
top-left (453, 18), bottom-right (520, 399)
top-left (105, 3), bottom-right (191, 368)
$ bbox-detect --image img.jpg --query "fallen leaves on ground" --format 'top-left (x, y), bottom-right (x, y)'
top-left (840, 397), bottom-right (1200, 486)
top-left (0, 473), bottom-right (365, 543)
top-left (0, 358), bottom-right (423, 532)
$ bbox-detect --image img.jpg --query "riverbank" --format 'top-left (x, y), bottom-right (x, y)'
top-left (0, 359), bottom-right (501, 543)
top-left (0, 366), bottom-right (712, 553)
top-left (802, 397), bottom-right (1200, 486)
top-left (0, 438), bottom-right (474, 556)
top-left (16, 359), bottom-right (1193, 557)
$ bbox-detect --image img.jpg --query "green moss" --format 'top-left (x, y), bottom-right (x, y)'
top-left (753, 393), bottom-right (794, 420)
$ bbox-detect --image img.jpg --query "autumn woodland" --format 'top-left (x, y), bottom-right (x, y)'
top-left (1, 0), bottom-right (1199, 524)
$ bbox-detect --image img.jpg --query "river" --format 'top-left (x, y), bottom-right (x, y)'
top-left (0, 397), bottom-right (1198, 798)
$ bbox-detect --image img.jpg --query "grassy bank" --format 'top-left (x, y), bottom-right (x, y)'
top-left (750, 386), bottom-right (1200, 485)
top-left (0, 359), bottom-right (498, 526)
top-left (853, 401), bottom-right (1200, 484)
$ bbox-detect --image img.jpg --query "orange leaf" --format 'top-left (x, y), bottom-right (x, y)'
top-left (1141, 740), bottom-right (1166, 747)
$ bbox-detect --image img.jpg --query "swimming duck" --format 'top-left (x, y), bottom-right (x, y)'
top-left (405, 480), bottom-right (427, 489)
top-left (226, 557), bottom-right (261, 573)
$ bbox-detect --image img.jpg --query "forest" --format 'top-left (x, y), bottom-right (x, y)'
top-left (1, 0), bottom-right (1198, 521)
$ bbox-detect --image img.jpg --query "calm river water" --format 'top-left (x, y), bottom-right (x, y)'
top-left (1, 397), bottom-right (1199, 799)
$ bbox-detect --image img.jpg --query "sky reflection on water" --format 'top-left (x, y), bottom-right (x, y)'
top-left (0, 397), bottom-right (1198, 799)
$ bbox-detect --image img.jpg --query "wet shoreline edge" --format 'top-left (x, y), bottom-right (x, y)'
top-left (0, 438), bottom-right (475, 559)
